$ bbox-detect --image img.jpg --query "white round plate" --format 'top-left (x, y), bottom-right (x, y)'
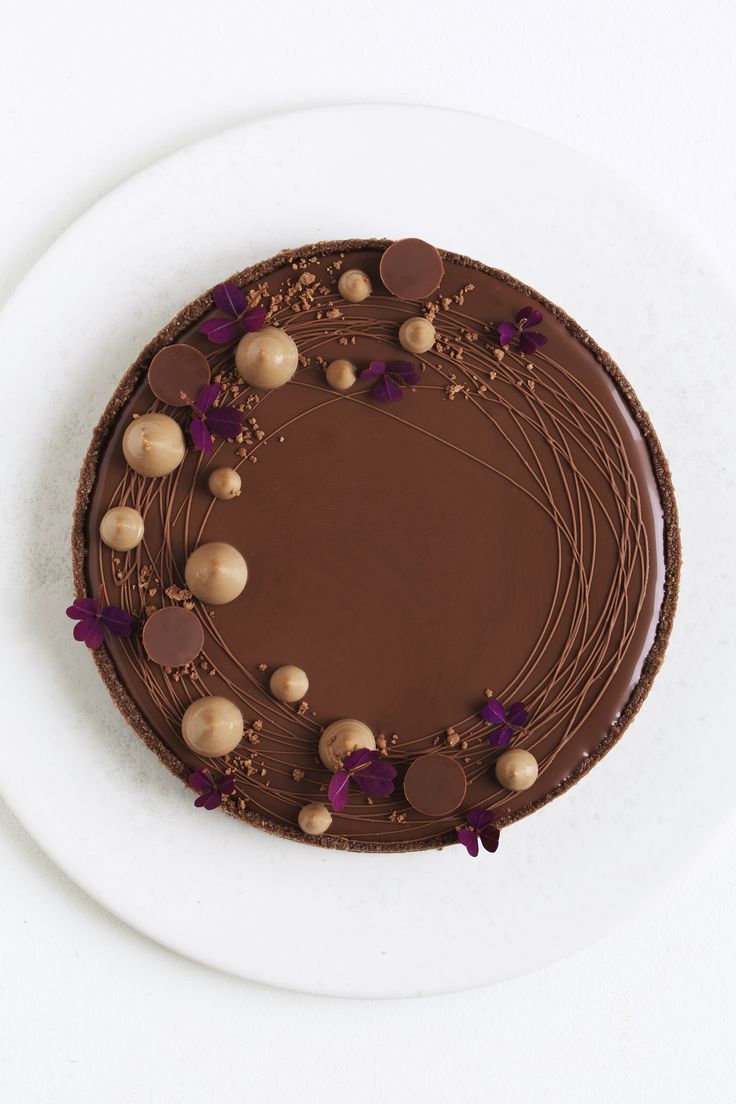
top-left (0, 106), bottom-right (734, 998)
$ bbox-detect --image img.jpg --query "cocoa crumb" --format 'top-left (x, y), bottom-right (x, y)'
top-left (292, 768), bottom-right (304, 782)
top-left (165, 584), bottom-right (192, 603)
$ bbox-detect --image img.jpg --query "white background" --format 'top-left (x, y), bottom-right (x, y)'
top-left (1, 2), bottom-right (735, 1101)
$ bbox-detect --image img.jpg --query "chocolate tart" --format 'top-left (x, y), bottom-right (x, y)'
top-left (72, 238), bottom-right (680, 852)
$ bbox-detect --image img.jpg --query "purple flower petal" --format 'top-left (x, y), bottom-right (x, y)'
top-left (490, 726), bottom-right (513, 747)
top-left (240, 306), bottom-right (267, 333)
top-left (198, 317), bottom-right (240, 345)
top-left (457, 828), bottom-right (479, 857)
top-left (73, 619), bottom-right (105, 649)
top-left (466, 807), bottom-right (494, 831)
top-left (201, 791), bottom-right (222, 811)
top-left (66, 597), bottom-right (100, 620)
top-left (480, 825), bottom-right (500, 853)
top-left (519, 331), bottom-right (548, 356)
top-left (189, 417), bottom-right (213, 455)
top-left (387, 360), bottom-right (418, 380)
top-left (218, 775), bottom-right (235, 797)
top-left (189, 770), bottom-right (212, 793)
top-left (328, 770), bottom-right (350, 812)
top-left (480, 698), bottom-right (507, 725)
top-left (516, 306), bottom-right (543, 328)
top-left (507, 701), bottom-right (528, 727)
top-left (497, 321), bottom-right (517, 347)
top-left (343, 747), bottom-right (379, 771)
top-left (212, 281), bottom-right (245, 317)
top-left (101, 605), bottom-right (133, 637)
top-left (204, 406), bottom-right (243, 439)
top-left (373, 375), bottom-right (403, 402)
top-left (195, 382), bottom-right (222, 414)
top-left (360, 361), bottom-right (387, 381)
top-left (353, 759), bottom-right (397, 799)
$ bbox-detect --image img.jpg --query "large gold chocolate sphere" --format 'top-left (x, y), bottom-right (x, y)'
top-left (270, 665), bottom-right (309, 703)
top-left (122, 413), bottom-right (186, 477)
top-left (399, 316), bottom-right (436, 354)
top-left (318, 719), bottom-right (376, 772)
top-left (325, 359), bottom-right (357, 392)
top-left (99, 506), bottom-right (145, 552)
top-left (337, 269), bottom-right (372, 303)
top-left (184, 542), bottom-right (248, 605)
top-left (235, 326), bottom-right (298, 389)
top-left (298, 803), bottom-right (333, 836)
top-left (208, 467), bottom-right (242, 500)
top-left (495, 748), bottom-right (539, 791)
top-left (181, 696), bottom-right (244, 757)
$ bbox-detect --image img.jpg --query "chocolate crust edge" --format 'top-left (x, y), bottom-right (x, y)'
top-left (72, 238), bottom-right (681, 853)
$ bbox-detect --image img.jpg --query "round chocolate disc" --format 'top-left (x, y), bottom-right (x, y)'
top-left (148, 344), bottom-right (210, 406)
top-left (379, 238), bottom-right (445, 300)
top-left (403, 754), bottom-right (467, 817)
top-left (142, 606), bottom-right (204, 667)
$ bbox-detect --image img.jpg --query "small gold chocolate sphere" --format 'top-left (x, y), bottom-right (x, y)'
top-left (298, 802), bottom-right (333, 836)
top-left (99, 506), bottom-right (145, 552)
top-left (235, 326), bottom-right (298, 389)
top-left (337, 268), bottom-right (372, 303)
top-left (270, 665), bottom-right (309, 703)
top-left (325, 359), bottom-right (357, 392)
top-left (184, 542), bottom-right (248, 605)
top-left (495, 748), bottom-right (539, 791)
top-left (208, 467), bottom-right (242, 500)
top-left (318, 718), bottom-right (376, 772)
top-left (399, 316), bottom-right (436, 354)
top-left (122, 413), bottom-right (186, 478)
top-left (181, 696), bottom-right (244, 757)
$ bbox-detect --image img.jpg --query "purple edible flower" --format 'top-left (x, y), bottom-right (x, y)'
top-left (66, 597), bottom-right (133, 650)
top-left (188, 381), bottom-right (243, 455)
top-left (359, 360), bottom-right (420, 402)
top-left (327, 747), bottom-right (397, 812)
top-left (457, 808), bottom-right (500, 857)
top-left (480, 698), bottom-right (528, 747)
top-left (198, 281), bottom-right (266, 345)
top-left (497, 306), bottom-right (548, 356)
top-left (188, 768), bottom-right (236, 811)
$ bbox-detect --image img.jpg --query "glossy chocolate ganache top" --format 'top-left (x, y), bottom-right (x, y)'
top-left (74, 238), bottom-right (679, 853)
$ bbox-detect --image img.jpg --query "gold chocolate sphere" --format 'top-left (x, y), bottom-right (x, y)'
top-left (399, 316), bottom-right (436, 355)
top-left (181, 696), bottom-right (244, 757)
top-left (318, 718), bottom-right (376, 772)
top-left (99, 506), bottom-right (145, 552)
top-left (325, 359), bottom-right (357, 392)
top-left (235, 326), bottom-right (298, 389)
top-left (495, 748), bottom-right (539, 791)
top-left (184, 542), bottom-right (248, 605)
top-left (298, 802), bottom-right (333, 836)
top-left (270, 665), bottom-right (309, 703)
top-left (122, 413), bottom-right (185, 478)
top-left (208, 467), bottom-right (242, 500)
top-left (337, 268), bottom-right (372, 303)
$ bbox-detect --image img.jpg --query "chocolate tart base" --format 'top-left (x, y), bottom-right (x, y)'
top-left (73, 239), bottom-right (680, 852)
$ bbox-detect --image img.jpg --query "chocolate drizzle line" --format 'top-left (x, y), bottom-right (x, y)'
top-left (72, 239), bottom-right (680, 852)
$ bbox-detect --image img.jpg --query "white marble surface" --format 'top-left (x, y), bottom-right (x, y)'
top-left (1, 0), bottom-right (735, 1099)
